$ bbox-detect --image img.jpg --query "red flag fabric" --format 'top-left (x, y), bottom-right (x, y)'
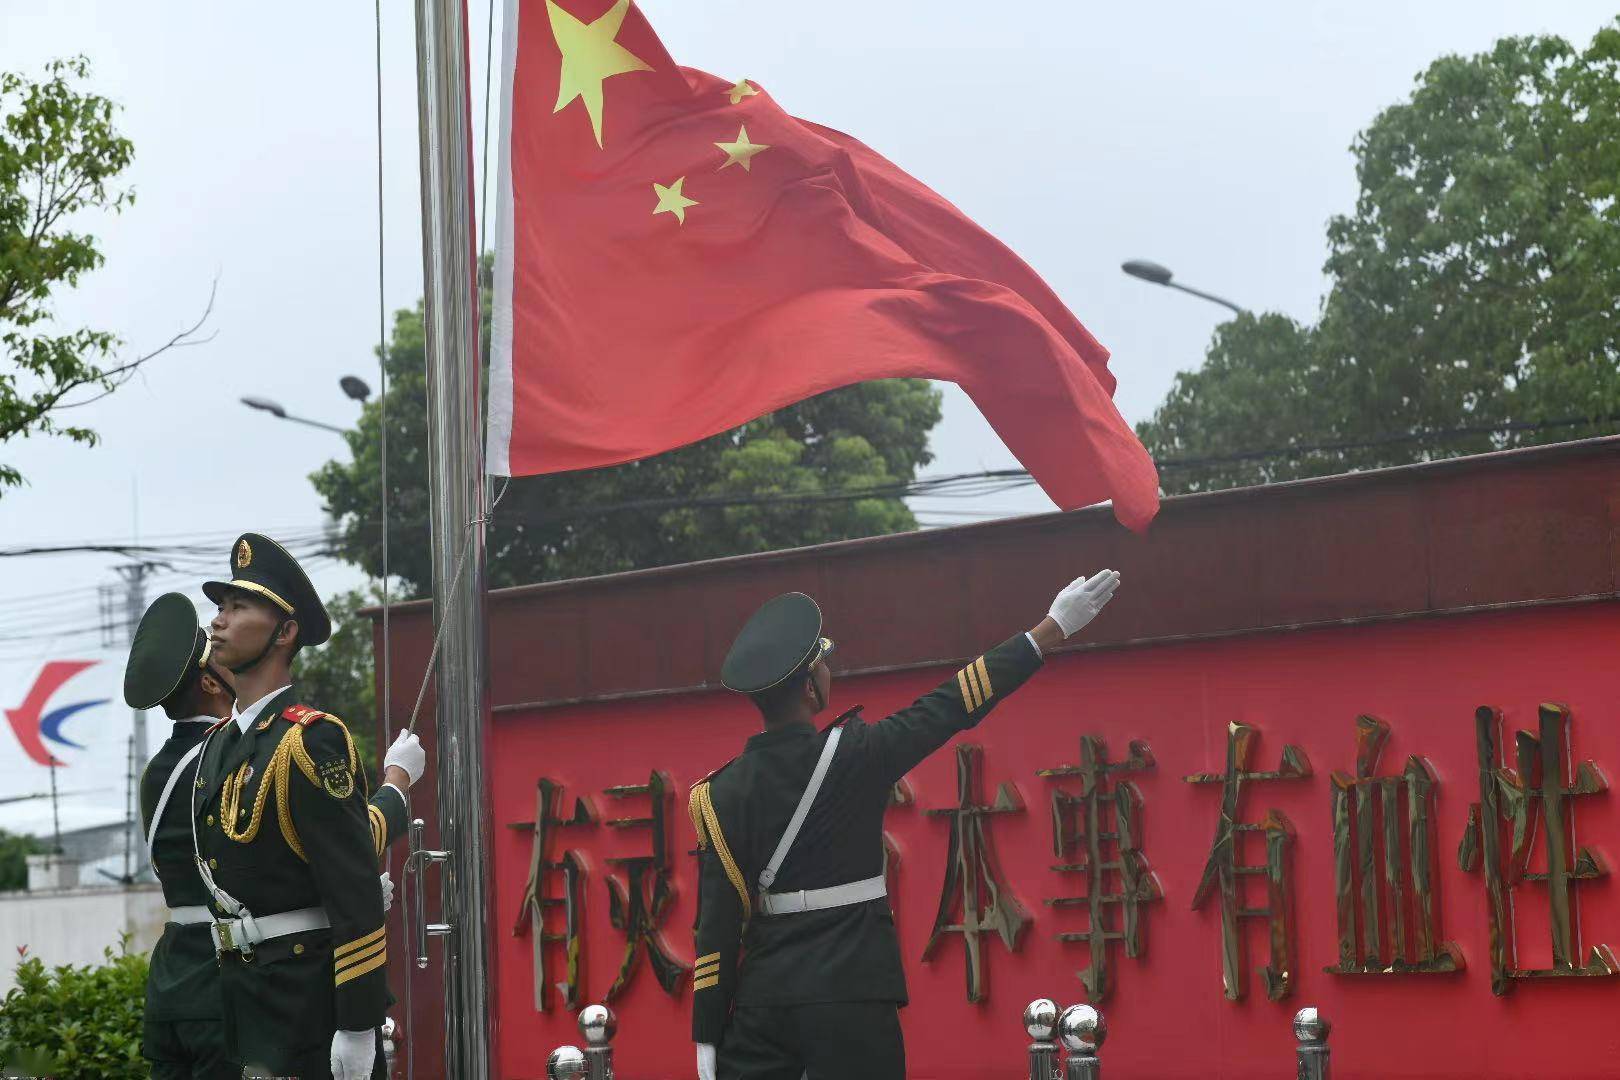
top-left (489, 0), bottom-right (1160, 530)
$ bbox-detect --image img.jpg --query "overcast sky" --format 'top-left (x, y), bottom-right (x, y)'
top-left (0, 0), bottom-right (1614, 661)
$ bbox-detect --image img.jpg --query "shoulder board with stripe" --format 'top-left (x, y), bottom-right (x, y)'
top-left (282, 703), bottom-right (332, 727)
top-left (204, 717), bottom-right (232, 735)
top-left (693, 755), bottom-right (739, 788)
top-left (825, 705), bottom-right (864, 731)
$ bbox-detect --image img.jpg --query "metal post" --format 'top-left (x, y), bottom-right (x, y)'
top-left (1023, 999), bottom-right (1060, 1080)
top-left (1058, 1004), bottom-right (1106, 1080)
top-left (1294, 1007), bottom-right (1331, 1080)
top-left (413, 0), bottom-right (494, 1072)
top-left (117, 562), bottom-right (152, 881)
top-left (578, 1004), bottom-right (616, 1080)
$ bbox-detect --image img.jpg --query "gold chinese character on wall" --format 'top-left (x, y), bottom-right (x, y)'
top-left (602, 770), bottom-right (690, 999)
top-left (1038, 735), bottom-right (1161, 1003)
top-left (508, 777), bottom-right (596, 1012)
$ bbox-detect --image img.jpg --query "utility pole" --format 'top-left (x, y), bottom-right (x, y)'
top-left (113, 561), bottom-right (159, 882)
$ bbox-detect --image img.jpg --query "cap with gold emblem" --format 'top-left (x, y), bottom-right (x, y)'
top-left (123, 592), bottom-right (213, 710)
top-left (720, 592), bottom-right (835, 694)
top-left (202, 533), bottom-right (332, 646)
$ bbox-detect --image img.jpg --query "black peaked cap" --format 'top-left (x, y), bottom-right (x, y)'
top-left (124, 592), bottom-right (210, 709)
top-left (721, 592), bottom-right (825, 694)
top-left (202, 533), bottom-right (332, 646)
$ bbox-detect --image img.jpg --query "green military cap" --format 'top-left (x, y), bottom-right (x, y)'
top-left (721, 592), bottom-right (835, 694)
top-left (202, 533), bottom-right (332, 646)
top-left (124, 592), bottom-right (212, 710)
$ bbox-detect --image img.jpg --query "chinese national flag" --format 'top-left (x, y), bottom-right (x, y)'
top-left (488, 0), bottom-right (1160, 530)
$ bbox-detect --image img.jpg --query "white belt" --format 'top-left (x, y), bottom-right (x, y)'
top-left (167, 905), bottom-right (212, 925)
top-left (757, 875), bottom-right (887, 916)
top-left (211, 905), bottom-right (330, 956)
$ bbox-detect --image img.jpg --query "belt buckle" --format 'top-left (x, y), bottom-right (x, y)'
top-left (215, 920), bottom-right (234, 954)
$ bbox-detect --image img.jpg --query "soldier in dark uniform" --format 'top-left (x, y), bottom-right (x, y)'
top-left (126, 592), bottom-right (237, 1078)
top-left (689, 569), bottom-right (1122, 1080)
top-left (192, 533), bottom-right (426, 1080)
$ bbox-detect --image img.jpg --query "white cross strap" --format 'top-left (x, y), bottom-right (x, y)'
top-left (759, 725), bottom-right (843, 891)
top-left (147, 741), bottom-right (205, 869)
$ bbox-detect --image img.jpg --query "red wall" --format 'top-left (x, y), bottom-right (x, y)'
top-left (486, 603), bottom-right (1620, 1079)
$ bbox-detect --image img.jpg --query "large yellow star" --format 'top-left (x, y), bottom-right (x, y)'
top-left (652, 176), bottom-right (698, 225)
top-left (715, 125), bottom-right (769, 172)
top-left (727, 78), bottom-right (759, 105)
top-left (547, 0), bottom-right (652, 148)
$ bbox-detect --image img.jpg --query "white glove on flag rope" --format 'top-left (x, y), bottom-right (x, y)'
top-left (1048, 569), bottom-right (1121, 637)
top-left (696, 1042), bottom-right (717, 1080)
top-left (380, 872), bottom-right (394, 913)
top-left (330, 1028), bottom-right (376, 1080)
top-left (384, 730), bottom-right (426, 786)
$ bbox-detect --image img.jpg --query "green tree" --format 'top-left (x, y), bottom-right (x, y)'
top-left (296, 588), bottom-right (381, 770)
top-left (1139, 22), bottom-right (1620, 494)
top-left (312, 263), bottom-right (942, 594)
top-left (0, 830), bottom-right (47, 892)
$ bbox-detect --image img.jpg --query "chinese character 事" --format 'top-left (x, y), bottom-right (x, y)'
top-left (1038, 735), bottom-right (1162, 1003)
top-left (1184, 722), bottom-right (1310, 1002)
top-left (922, 744), bottom-right (1031, 1003)
top-left (1459, 703), bottom-right (1619, 994)
top-left (603, 770), bottom-right (690, 1000)
top-left (508, 777), bottom-right (595, 1012)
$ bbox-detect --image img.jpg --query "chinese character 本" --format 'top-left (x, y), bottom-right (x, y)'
top-left (602, 770), bottom-right (689, 999)
top-left (508, 777), bottom-right (596, 1012)
top-left (1184, 722), bottom-right (1310, 1001)
top-left (1037, 735), bottom-right (1161, 1003)
top-left (1459, 703), bottom-right (1618, 994)
top-left (921, 744), bottom-right (1030, 1003)
top-left (1324, 715), bottom-right (1462, 977)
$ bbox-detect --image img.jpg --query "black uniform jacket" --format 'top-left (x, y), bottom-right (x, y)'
top-left (690, 633), bottom-right (1043, 1043)
top-left (193, 686), bottom-right (409, 1045)
top-left (139, 719), bottom-right (219, 1023)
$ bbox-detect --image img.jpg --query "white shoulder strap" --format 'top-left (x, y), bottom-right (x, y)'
top-left (759, 725), bottom-right (843, 891)
top-left (147, 741), bottom-right (205, 868)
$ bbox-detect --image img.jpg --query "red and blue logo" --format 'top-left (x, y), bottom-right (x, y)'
top-left (4, 660), bottom-right (107, 766)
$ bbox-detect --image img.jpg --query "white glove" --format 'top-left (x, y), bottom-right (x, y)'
top-left (384, 730), bottom-right (426, 786)
top-left (1047, 569), bottom-right (1121, 638)
top-left (380, 872), bottom-right (394, 913)
top-left (330, 1028), bottom-right (376, 1080)
top-left (696, 1042), bottom-right (717, 1080)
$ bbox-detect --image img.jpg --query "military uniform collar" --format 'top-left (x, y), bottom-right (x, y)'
top-left (232, 684), bottom-right (293, 735)
top-left (746, 720), bottom-right (816, 749)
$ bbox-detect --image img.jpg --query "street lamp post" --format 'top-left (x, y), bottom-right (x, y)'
top-left (240, 374), bottom-right (372, 435)
top-left (1121, 259), bottom-right (1250, 316)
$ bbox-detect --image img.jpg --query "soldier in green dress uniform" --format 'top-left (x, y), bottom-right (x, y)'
top-left (126, 592), bottom-right (237, 1078)
top-left (689, 569), bottom-right (1122, 1080)
top-left (192, 533), bottom-right (425, 1080)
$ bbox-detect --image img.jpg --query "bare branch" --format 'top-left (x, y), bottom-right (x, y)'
top-left (52, 276), bottom-right (221, 411)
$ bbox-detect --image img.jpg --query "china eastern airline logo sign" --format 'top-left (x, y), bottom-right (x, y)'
top-left (2, 660), bottom-right (108, 766)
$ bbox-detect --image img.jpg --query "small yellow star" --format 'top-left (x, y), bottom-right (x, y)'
top-left (727, 78), bottom-right (759, 105)
top-left (715, 125), bottom-right (770, 172)
top-left (652, 176), bottom-right (698, 224)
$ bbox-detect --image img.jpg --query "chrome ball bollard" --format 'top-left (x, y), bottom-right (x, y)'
top-left (1058, 1004), bottom-right (1106, 1054)
top-left (546, 1045), bottom-right (588, 1079)
top-left (1293, 1006), bottom-right (1330, 1045)
top-left (1023, 998), bottom-right (1061, 1042)
top-left (578, 1003), bottom-right (617, 1047)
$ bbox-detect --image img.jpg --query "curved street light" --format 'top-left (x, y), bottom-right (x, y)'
top-left (1122, 258), bottom-right (1250, 316)
top-left (239, 395), bottom-right (347, 435)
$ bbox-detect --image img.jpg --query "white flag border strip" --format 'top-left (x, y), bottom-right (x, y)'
top-left (486, 0), bottom-right (521, 478)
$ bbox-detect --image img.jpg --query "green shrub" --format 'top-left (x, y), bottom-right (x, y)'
top-left (0, 936), bottom-right (147, 1079)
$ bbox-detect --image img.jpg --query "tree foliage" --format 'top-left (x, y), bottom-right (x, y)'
top-left (312, 262), bottom-right (943, 595)
top-left (1139, 22), bottom-right (1620, 494)
top-left (296, 588), bottom-right (380, 771)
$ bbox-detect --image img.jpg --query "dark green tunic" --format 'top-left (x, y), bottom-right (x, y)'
top-left (690, 633), bottom-right (1043, 1046)
top-left (192, 686), bottom-right (409, 1074)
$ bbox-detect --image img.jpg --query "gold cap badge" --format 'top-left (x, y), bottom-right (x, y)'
top-left (235, 538), bottom-right (253, 569)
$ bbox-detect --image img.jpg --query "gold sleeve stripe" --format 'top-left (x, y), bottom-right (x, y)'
top-left (966, 661), bottom-right (988, 707)
top-left (368, 805), bottom-right (387, 857)
top-left (335, 948), bottom-right (388, 986)
top-left (336, 925), bottom-right (387, 958)
top-left (693, 974), bottom-right (720, 991)
top-left (335, 937), bottom-right (386, 973)
top-left (694, 961), bottom-right (721, 979)
top-left (956, 669), bottom-right (977, 711)
top-left (974, 656), bottom-right (993, 700)
top-left (695, 951), bottom-right (721, 966)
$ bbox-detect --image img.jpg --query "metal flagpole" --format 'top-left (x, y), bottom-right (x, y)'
top-left (412, 0), bottom-right (495, 1073)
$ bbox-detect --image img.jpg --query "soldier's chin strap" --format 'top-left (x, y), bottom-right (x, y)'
top-left (228, 618), bottom-right (290, 676)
